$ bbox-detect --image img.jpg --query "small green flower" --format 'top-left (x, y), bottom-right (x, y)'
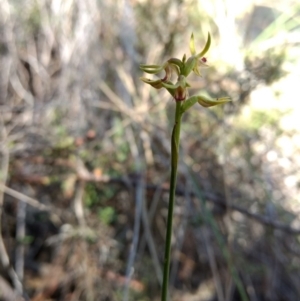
top-left (140, 33), bottom-right (231, 107)
top-left (180, 32), bottom-right (210, 77)
top-left (160, 75), bottom-right (190, 101)
top-left (140, 63), bottom-right (189, 101)
top-left (188, 33), bottom-right (210, 76)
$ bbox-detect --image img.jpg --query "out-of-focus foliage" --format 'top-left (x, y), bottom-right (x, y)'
top-left (0, 0), bottom-right (300, 300)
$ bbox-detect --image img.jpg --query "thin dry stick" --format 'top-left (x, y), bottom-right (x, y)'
top-left (138, 174), bottom-right (167, 261)
top-left (201, 226), bottom-right (225, 301)
top-left (99, 80), bottom-right (153, 128)
top-left (0, 276), bottom-right (24, 301)
top-left (0, 122), bottom-right (23, 295)
top-left (73, 180), bottom-right (86, 227)
top-left (15, 198), bottom-right (27, 289)
top-left (141, 194), bottom-right (163, 284)
top-left (140, 130), bottom-right (154, 166)
top-left (169, 185), bottom-right (192, 288)
top-left (99, 81), bottom-right (136, 119)
top-left (123, 173), bottom-right (144, 301)
top-left (0, 184), bottom-right (52, 212)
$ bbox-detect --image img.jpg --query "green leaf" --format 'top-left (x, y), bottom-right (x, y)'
top-left (98, 206), bottom-right (115, 225)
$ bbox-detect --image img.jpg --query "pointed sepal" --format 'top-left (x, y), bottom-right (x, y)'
top-left (196, 32), bottom-right (211, 58)
top-left (189, 33), bottom-right (196, 55)
top-left (139, 77), bottom-right (164, 89)
top-left (197, 95), bottom-right (231, 107)
top-left (140, 64), bottom-right (164, 74)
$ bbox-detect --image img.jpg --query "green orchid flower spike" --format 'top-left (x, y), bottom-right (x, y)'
top-left (140, 33), bottom-right (231, 301)
top-left (140, 32), bottom-right (230, 106)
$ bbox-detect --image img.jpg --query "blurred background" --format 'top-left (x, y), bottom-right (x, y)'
top-left (0, 0), bottom-right (300, 300)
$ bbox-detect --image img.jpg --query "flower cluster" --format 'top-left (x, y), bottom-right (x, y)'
top-left (140, 33), bottom-right (230, 108)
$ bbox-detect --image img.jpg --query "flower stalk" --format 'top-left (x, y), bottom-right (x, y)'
top-left (161, 101), bottom-right (182, 301)
top-left (140, 33), bottom-right (231, 301)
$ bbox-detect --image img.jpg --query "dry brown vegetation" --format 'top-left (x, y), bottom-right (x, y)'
top-left (0, 0), bottom-right (300, 300)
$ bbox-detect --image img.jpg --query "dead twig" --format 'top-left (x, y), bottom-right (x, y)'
top-left (15, 198), bottom-right (26, 290)
top-left (0, 117), bottom-right (23, 296)
top-left (123, 173), bottom-right (144, 301)
top-left (0, 184), bottom-right (52, 212)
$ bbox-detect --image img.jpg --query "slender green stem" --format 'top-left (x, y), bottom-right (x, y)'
top-left (161, 101), bottom-right (183, 301)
